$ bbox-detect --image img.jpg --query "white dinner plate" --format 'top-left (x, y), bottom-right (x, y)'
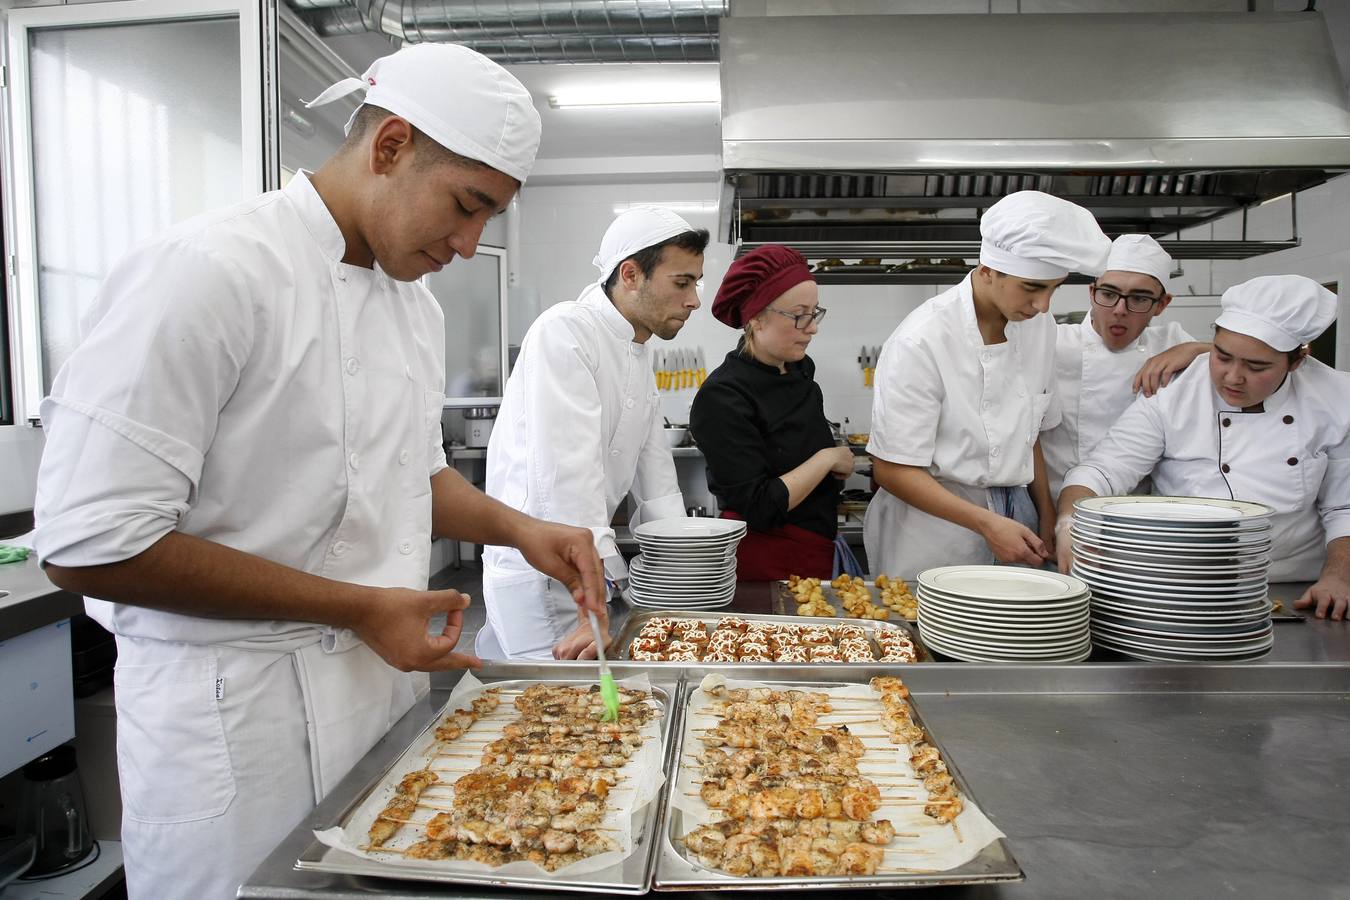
top-left (923, 631), bottom-right (1092, 663)
top-left (1070, 542), bottom-right (1271, 569)
top-left (1072, 520), bottom-right (1273, 546)
top-left (1074, 495), bottom-right (1274, 525)
top-left (918, 610), bottom-right (1089, 642)
top-left (1071, 560), bottom-right (1268, 594)
top-left (917, 565), bottom-right (1088, 602)
top-left (1083, 578), bottom-right (1269, 604)
top-left (1071, 544), bottom-right (1270, 577)
top-left (917, 586), bottom-right (1090, 616)
top-left (1091, 628), bottom-right (1272, 656)
top-left (919, 621), bottom-right (1089, 653)
top-left (1091, 609), bottom-right (1270, 637)
top-left (1071, 527), bottom-right (1272, 556)
top-left (633, 518), bottom-right (747, 540)
top-left (1089, 595), bottom-right (1271, 621)
top-left (917, 604), bottom-right (1090, 633)
top-left (1091, 634), bottom-right (1272, 662)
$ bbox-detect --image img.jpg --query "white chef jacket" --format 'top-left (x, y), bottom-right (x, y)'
top-left (480, 282), bottom-right (684, 656)
top-left (32, 172), bottom-right (447, 900)
top-left (1064, 356), bottom-right (1350, 582)
top-left (864, 274), bottom-right (1061, 579)
top-left (1042, 318), bottom-right (1195, 497)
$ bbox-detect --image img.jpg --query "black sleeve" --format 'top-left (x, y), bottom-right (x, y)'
top-left (690, 377), bottom-right (791, 532)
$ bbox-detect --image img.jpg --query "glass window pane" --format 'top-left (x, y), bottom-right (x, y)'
top-left (425, 252), bottom-right (505, 401)
top-left (29, 17), bottom-right (245, 390)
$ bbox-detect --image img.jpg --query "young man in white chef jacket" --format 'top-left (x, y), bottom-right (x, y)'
top-left (1056, 275), bottom-right (1350, 620)
top-left (32, 46), bottom-right (607, 900)
top-left (1041, 235), bottom-right (1209, 497)
top-left (478, 207), bottom-right (709, 660)
top-left (864, 191), bottom-right (1110, 581)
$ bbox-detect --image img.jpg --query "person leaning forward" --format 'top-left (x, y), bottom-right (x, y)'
top-left (863, 191), bottom-right (1111, 581)
top-left (32, 44), bottom-right (605, 900)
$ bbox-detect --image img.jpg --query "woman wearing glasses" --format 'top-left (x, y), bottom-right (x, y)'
top-left (690, 244), bottom-right (853, 580)
top-left (1041, 235), bottom-right (1208, 498)
top-left (864, 191), bottom-right (1110, 581)
top-left (1057, 275), bottom-right (1350, 621)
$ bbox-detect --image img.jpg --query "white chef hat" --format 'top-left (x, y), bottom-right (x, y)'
top-left (593, 206), bottom-right (695, 284)
top-left (1102, 234), bottom-right (1173, 290)
top-left (1214, 275), bottom-right (1337, 352)
top-left (306, 43), bottom-right (541, 184)
top-left (979, 191), bottom-right (1111, 280)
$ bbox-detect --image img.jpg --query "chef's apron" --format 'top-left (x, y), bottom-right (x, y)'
top-left (863, 480), bottom-right (1041, 581)
top-left (114, 630), bottom-right (419, 900)
top-left (476, 568), bottom-right (580, 660)
top-left (719, 510), bottom-right (835, 582)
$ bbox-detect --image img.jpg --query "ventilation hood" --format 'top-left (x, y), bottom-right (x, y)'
top-left (719, 11), bottom-right (1350, 282)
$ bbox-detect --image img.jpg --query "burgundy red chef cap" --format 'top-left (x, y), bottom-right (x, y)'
top-left (712, 244), bottom-right (814, 328)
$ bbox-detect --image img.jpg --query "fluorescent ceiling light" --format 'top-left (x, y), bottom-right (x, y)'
top-left (548, 83), bottom-right (719, 109)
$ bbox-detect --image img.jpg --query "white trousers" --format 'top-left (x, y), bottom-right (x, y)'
top-left (112, 634), bottom-right (420, 900)
top-left (476, 568), bottom-right (578, 660)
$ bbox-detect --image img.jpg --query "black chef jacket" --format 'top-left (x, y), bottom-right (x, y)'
top-left (689, 347), bottom-right (841, 539)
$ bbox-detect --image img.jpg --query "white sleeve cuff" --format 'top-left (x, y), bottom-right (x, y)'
top-left (1062, 464), bottom-right (1114, 497)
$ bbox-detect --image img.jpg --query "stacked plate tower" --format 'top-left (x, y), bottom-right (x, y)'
top-left (915, 566), bottom-right (1092, 662)
top-left (626, 518), bottom-right (746, 610)
top-left (1069, 496), bottom-right (1275, 662)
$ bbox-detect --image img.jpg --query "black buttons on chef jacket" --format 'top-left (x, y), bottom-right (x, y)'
top-left (1288, 457), bottom-right (1299, 466)
top-left (1221, 418), bottom-right (1231, 427)
top-left (1283, 415), bottom-right (1295, 424)
top-left (1221, 463), bottom-right (1231, 473)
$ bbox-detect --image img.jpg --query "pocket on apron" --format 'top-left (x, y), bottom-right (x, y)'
top-left (114, 656), bottom-right (236, 824)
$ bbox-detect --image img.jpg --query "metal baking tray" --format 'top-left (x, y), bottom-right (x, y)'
top-left (614, 610), bottom-right (932, 664)
top-left (294, 671), bottom-right (680, 895)
top-left (651, 667), bottom-right (1023, 891)
top-left (773, 578), bottom-right (919, 624)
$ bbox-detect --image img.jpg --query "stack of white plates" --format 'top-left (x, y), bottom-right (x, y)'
top-left (915, 566), bottom-right (1092, 662)
top-left (1070, 496), bottom-right (1275, 662)
top-left (625, 518), bottom-right (746, 609)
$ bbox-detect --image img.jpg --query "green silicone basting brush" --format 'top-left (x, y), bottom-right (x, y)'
top-left (588, 610), bottom-right (620, 722)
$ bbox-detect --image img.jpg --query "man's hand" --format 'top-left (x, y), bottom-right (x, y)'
top-left (1294, 575), bottom-right (1350, 621)
top-left (979, 514), bottom-right (1052, 567)
top-left (1132, 342), bottom-right (1208, 397)
top-left (1055, 517), bottom-right (1076, 574)
top-left (516, 520), bottom-right (607, 616)
top-left (553, 603), bottom-right (612, 660)
top-left (350, 587), bottom-right (482, 672)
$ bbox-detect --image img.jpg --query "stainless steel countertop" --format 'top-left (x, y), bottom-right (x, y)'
top-left (0, 555), bottom-right (84, 641)
top-left (239, 583), bottom-right (1350, 900)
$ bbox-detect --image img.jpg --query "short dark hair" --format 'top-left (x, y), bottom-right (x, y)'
top-left (343, 103), bottom-right (491, 173)
top-left (1213, 325), bottom-right (1308, 366)
top-left (602, 229), bottom-right (711, 298)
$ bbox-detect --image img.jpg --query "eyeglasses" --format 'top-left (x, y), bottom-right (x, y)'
top-left (1091, 285), bottom-right (1162, 313)
top-left (764, 305), bottom-right (828, 330)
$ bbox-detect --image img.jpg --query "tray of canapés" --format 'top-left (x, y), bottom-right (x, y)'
top-left (615, 611), bottom-right (928, 664)
top-left (776, 574), bottom-right (918, 622)
top-left (652, 673), bottom-right (1022, 890)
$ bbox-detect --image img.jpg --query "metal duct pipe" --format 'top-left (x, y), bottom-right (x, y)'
top-left (286, 0), bottom-right (350, 9)
top-left (296, 1), bottom-right (723, 62)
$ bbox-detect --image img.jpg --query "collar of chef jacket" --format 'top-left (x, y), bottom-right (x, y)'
top-left (579, 281), bottom-right (645, 347)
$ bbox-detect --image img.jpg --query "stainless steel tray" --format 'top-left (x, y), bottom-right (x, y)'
top-left (651, 668), bottom-right (1023, 891)
top-left (294, 672), bottom-right (681, 895)
top-left (614, 609), bottom-right (933, 664)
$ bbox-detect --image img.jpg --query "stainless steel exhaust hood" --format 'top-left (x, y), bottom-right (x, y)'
top-left (719, 11), bottom-right (1350, 281)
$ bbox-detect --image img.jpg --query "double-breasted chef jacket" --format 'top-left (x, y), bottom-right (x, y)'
top-left (864, 274), bottom-right (1061, 580)
top-left (33, 172), bottom-right (447, 898)
top-left (480, 282), bottom-right (685, 659)
top-left (1064, 356), bottom-right (1350, 581)
top-left (1042, 318), bottom-right (1195, 498)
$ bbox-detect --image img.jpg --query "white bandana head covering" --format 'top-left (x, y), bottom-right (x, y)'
top-left (979, 191), bottom-right (1111, 280)
top-left (1214, 275), bottom-right (1336, 352)
top-left (593, 206), bottom-right (695, 285)
top-left (1102, 234), bottom-right (1173, 290)
top-left (306, 43), bottom-right (541, 183)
